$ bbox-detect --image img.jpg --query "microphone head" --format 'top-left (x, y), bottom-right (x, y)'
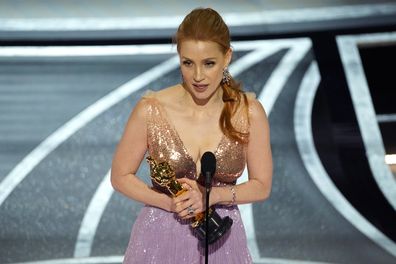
top-left (201, 151), bottom-right (216, 176)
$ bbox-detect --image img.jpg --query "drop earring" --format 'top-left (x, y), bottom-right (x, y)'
top-left (222, 67), bottom-right (231, 86)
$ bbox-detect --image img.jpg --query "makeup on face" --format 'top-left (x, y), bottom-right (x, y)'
top-left (179, 40), bottom-right (229, 102)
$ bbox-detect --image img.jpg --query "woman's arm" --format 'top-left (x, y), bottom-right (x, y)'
top-left (211, 97), bottom-right (273, 205)
top-left (111, 99), bottom-right (174, 211)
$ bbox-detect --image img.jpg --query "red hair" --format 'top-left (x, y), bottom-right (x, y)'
top-left (174, 8), bottom-right (249, 143)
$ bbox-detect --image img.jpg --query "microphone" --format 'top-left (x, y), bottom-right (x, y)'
top-left (201, 151), bottom-right (216, 189)
top-left (195, 151), bottom-right (233, 252)
top-left (200, 151), bottom-right (216, 264)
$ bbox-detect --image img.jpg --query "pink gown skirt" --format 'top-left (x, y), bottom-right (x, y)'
top-left (123, 204), bottom-right (252, 264)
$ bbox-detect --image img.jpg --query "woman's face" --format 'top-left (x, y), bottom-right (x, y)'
top-left (179, 40), bottom-right (231, 104)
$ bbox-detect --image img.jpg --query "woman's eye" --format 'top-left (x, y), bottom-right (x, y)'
top-left (205, 61), bottom-right (215, 67)
top-left (182, 61), bottom-right (192, 66)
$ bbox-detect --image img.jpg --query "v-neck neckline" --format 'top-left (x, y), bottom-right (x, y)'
top-left (151, 97), bottom-right (225, 167)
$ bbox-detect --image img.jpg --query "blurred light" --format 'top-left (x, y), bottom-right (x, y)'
top-left (385, 154), bottom-right (396, 165)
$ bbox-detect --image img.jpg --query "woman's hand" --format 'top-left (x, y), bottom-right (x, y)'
top-left (172, 178), bottom-right (205, 219)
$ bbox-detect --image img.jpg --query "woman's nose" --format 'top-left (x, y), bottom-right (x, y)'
top-left (193, 66), bottom-right (203, 81)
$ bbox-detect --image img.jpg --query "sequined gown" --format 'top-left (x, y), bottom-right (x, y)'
top-left (123, 94), bottom-right (253, 264)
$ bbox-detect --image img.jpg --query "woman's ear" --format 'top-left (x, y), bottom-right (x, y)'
top-left (225, 47), bottom-right (233, 67)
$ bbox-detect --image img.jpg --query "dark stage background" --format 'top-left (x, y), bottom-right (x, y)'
top-left (0, 1), bottom-right (396, 263)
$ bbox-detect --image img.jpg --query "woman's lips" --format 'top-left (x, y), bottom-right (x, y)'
top-left (192, 83), bottom-right (208, 92)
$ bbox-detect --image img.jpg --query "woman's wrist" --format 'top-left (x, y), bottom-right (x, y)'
top-left (210, 185), bottom-right (236, 206)
top-left (150, 189), bottom-right (174, 212)
top-left (228, 185), bottom-right (236, 206)
top-left (165, 195), bottom-right (175, 212)
top-left (209, 187), bottom-right (221, 206)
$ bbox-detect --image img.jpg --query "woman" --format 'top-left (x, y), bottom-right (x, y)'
top-left (111, 7), bottom-right (272, 264)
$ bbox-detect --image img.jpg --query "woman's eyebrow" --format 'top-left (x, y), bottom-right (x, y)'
top-left (181, 56), bottom-right (217, 61)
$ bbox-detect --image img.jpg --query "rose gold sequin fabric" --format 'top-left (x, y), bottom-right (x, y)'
top-left (144, 95), bottom-right (249, 188)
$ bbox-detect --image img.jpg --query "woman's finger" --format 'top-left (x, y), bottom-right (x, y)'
top-left (179, 203), bottom-right (196, 219)
top-left (178, 178), bottom-right (197, 188)
top-left (181, 183), bottom-right (191, 190)
top-left (173, 190), bottom-right (190, 204)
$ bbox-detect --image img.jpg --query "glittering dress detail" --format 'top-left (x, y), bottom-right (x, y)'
top-left (123, 94), bottom-right (253, 264)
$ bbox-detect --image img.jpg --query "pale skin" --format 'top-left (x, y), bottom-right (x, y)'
top-left (111, 39), bottom-right (272, 220)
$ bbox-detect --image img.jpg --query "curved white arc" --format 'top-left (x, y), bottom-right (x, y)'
top-left (337, 35), bottom-right (396, 211)
top-left (1, 3), bottom-right (396, 31)
top-left (74, 171), bottom-right (113, 257)
top-left (0, 44), bottom-right (174, 57)
top-left (229, 45), bottom-right (285, 76)
top-left (294, 62), bottom-right (396, 257)
top-left (0, 55), bottom-right (180, 207)
top-left (258, 38), bottom-right (311, 109)
top-left (72, 46), bottom-right (286, 257)
top-left (232, 38), bottom-right (311, 51)
top-left (11, 255), bottom-right (339, 264)
top-left (239, 38), bottom-right (312, 260)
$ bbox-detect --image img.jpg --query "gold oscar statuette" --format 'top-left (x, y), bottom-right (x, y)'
top-left (146, 156), bottom-right (232, 245)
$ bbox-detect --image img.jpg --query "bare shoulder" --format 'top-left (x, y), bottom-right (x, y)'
top-left (129, 96), bottom-right (150, 121)
top-left (130, 86), bottom-right (175, 118)
top-left (146, 85), bottom-right (185, 115)
top-left (245, 91), bottom-right (256, 101)
top-left (244, 93), bottom-right (270, 144)
top-left (245, 93), bottom-right (268, 122)
top-left (135, 85), bottom-right (180, 114)
top-left (143, 85), bottom-right (181, 105)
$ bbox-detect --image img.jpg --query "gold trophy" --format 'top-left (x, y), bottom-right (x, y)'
top-left (146, 156), bottom-right (187, 197)
top-left (147, 156), bottom-right (232, 245)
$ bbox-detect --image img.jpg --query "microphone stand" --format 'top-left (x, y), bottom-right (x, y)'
top-left (205, 171), bottom-right (211, 264)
